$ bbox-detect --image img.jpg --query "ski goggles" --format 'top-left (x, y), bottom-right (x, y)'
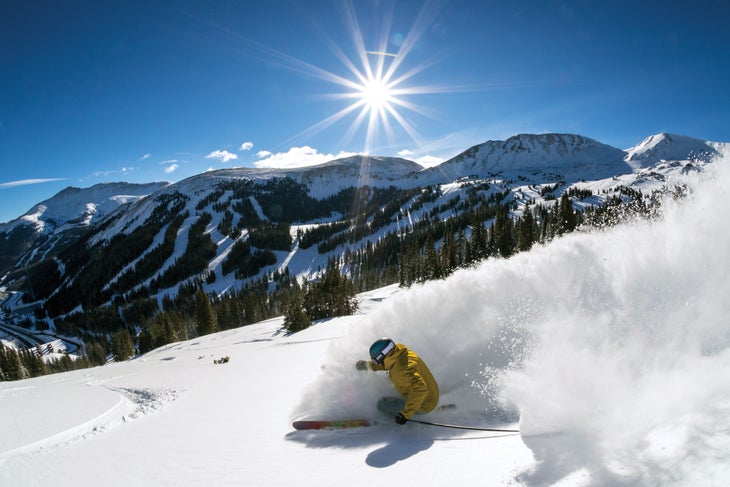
top-left (371, 341), bottom-right (395, 365)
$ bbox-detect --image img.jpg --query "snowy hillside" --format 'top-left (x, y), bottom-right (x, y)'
top-left (418, 133), bottom-right (631, 184)
top-left (625, 133), bottom-right (722, 166)
top-left (2, 132), bottom-right (729, 346)
top-left (3, 133), bottom-right (725, 238)
top-left (4, 133), bottom-right (725, 236)
top-left (0, 182), bottom-right (169, 234)
top-left (185, 155), bottom-right (422, 200)
top-left (1, 150), bottom-right (729, 486)
top-left (86, 155), bottom-right (422, 243)
top-left (415, 133), bottom-right (730, 187)
top-left (0, 181), bottom-right (170, 275)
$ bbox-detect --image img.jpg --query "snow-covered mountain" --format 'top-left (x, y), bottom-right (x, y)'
top-left (625, 132), bottom-right (722, 166)
top-left (418, 133), bottom-right (632, 185)
top-left (2, 133), bottom-right (723, 236)
top-left (0, 182), bottom-right (169, 271)
top-left (1, 132), bottom-right (727, 327)
top-left (2, 146), bottom-right (730, 485)
top-left (0, 182), bottom-right (169, 234)
top-left (169, 155), bottom-right (423, 202)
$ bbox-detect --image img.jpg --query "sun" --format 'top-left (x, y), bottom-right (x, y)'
top-left (360, 76), bottom-right (393, 111)
top-left (261, 1), bottom-right (451, 154)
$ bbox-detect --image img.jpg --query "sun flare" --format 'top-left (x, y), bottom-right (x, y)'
top-left (360, 76), bottom-right (394, 111)
top-left (264, 1), bottom-right (450, 154)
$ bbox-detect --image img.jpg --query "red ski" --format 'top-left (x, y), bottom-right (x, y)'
top-left (292, 419), bottom-right (372, 430)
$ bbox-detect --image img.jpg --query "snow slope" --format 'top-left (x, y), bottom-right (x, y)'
top-left (180, 155), bottom-right (422, 200)
top-left (0, 182), bottom-right (169, 233)
top-left (0, 288), bottom-right (530, 486)
top-left (417, 133), bottom-right (632, 185)
top-left (625, 133), bottom-right (723, 166)
top-left (1, 152), bottom-right (730, 486)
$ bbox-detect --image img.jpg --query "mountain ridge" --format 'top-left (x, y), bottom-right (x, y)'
top-left (625, 132), bottom-right (722, 165)
top-left (0, 182), bottom-right (170, 233)
top-left (2, 132), bottom-right (724, 233)
top-left (417, 133), bottom-right (631, 185)
top-left (0, 131), bottom-right (727, 331)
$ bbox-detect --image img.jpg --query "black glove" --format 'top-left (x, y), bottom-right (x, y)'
top-left (355, 360), bottom-right (368, 370)
top-left (395, 413), bottom-right (407, 425)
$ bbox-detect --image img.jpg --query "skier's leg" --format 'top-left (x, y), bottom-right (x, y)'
top-left (377, 396), bottom-right (405, 415)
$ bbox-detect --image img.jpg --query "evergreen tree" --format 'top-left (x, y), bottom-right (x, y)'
top-left (84, 340), bottom-right (108, 366)
top-left (439, 232), bottom-right (458, 275)
top-left (470, 221), bottom-right (488, 262)
top-left (0, 345), bottom-right (26, 381)
top-left (53, 354), bottom-right (76, 373)
top-left (490, 206), bottom-right (515, 258)
top-left (137, 324), bottom-right (155, 355)
top-left (111, 329), bottom-right (135, 361)
top-left (214, 298), bottom-right (233, 331)
top-left (398, 244), bottom-right (419, 287)
top-left (21, 349), bottom-right (48, 377)
top-left (456, 229), bottom-right (470, 268)
top-left (516, 209), bottom-right (538, 252)
top-left (0, 345), bottom-right (9, 381)
top-left (555, 193), bottom-right (578, 235)
top-left (195, 289), bottom-right (218, 336)
top-left (165, 310), bottom-right (188, 343)
top-left (283, 295), bottom-right (311, 333)
top-left (421, 237), bottom-right (441, 281)
top-left (303, 261), bottom-right (358, 321)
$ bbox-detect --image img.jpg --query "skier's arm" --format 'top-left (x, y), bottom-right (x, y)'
top-left (355, 360), bottom-right (385, 371)
top-left (400, 370), bottom-right (428, 419)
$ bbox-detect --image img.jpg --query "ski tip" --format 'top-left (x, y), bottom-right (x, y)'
top-left (292, 419), bottom-right (372, 431)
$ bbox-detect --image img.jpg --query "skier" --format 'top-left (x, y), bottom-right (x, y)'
top-left (356, 338), bottom-right (440, 425)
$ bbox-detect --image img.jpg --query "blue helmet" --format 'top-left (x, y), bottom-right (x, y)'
top-left (369, 338), bottom-right (395, 365)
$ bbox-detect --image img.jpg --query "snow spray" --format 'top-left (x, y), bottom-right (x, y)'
top-left (292, 150), bottom-right (730, 485)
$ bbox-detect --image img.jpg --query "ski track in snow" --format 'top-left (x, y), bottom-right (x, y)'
top-left (0, 385), bottom-right (181, 464)
top-left (104, 386), bottom-right (182, 421)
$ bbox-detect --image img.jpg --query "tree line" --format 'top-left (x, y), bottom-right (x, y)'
top-left (0, 178), bottom-right (679, 381)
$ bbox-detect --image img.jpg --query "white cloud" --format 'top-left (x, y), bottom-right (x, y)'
top-left (240, 141), bottom-right (254, 151)
top-left (164, 163), bottom-right (179, 174)
top-left (93, 166), bottom-right (137, 177)
top-left (255, 146), bottom-right (357, 169)
top-left (414, 155), bottom-right (444, 168)
top-left (397, 149), bottom-right (443, 168)
top-left (139, 153), bottom-right (151, 161)
top-left (0, 178), bottom-right (68, 189)
top-left (206, 150), bottom-right (238, 163)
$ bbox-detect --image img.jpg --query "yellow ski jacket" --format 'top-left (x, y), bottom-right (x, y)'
top-left (370, 343), bottom-right (439, 419)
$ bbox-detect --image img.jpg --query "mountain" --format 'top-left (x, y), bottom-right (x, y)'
top-left (1, 182), bottom-right (170, 234)
top-left (84, 155), bottom-right (424, 245)
top-left (418, 133), bottom-right (632, 185)
top-left (191, 155), bottom-right (423, 199)
top-left (0, 182), bottom-right (168, 272)
top-left (0, 133), bottom-right (727, 338)
top-left (1, 133), bottom-right (719, 238)
top-left (625, 132), bottom-right (722, 166)
top-left (2, 141), bottom-right (730, 485)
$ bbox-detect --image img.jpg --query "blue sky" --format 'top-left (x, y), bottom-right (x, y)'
top-left (1, 0), bottom-right (728, 224)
